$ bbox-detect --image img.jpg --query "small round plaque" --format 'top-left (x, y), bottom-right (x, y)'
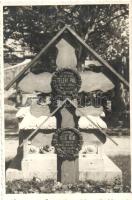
top-left (52, 128), bottom-right (83, 160)
top-left (51, 68), bottom-right (82, 99)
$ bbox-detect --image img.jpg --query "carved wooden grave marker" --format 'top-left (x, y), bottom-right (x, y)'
top-left (51, 41), bottom-right (83, 183)
top-left (6, 27), bottom-right (123, 186)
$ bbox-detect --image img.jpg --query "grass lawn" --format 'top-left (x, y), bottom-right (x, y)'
top-left (109, 155), bottom-right (131, 192)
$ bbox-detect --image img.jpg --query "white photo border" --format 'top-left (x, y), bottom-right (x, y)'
top-left (0, 0), bottom-right (132, 200)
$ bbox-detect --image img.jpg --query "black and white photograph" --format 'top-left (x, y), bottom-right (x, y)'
top-left (1, 1), bottom-right (131, 198)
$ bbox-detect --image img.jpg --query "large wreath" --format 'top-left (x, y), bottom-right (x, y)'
top-left (52, 128), bottom-right (83, 160)
top-left (51, 68), bottom-right (82, 99)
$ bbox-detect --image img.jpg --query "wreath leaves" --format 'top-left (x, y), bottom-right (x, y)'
top-left (51, 68), bottom-right (82, 99)
top-left (52, 128), bottom-right (83, 160)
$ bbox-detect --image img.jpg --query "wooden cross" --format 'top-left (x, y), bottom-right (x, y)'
top-left (52, 39), bottom-right (81, 184)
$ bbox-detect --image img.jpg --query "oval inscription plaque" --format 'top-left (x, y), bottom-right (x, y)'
top-left (51, 68), bottom-right (81, 99)
top-left (52, 128), bottom-right (83, 160)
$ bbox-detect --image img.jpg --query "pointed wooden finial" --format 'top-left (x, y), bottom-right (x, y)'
top-left (56, 38), bottom-right (77, 70)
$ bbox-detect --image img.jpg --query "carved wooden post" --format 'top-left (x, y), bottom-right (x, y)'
top-left (51, 39), bottom-right (83, 184)
top-left (58, 106), bottom-right (79, 184)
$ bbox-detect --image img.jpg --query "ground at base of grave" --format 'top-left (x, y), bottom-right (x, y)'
top-left (5, 158), bottom-right (131, 193)
top-left (6, 155), bottom-right (130, 193)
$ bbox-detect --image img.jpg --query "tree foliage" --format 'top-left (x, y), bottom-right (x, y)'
top-left (4, 5), bottom-right (129, 62)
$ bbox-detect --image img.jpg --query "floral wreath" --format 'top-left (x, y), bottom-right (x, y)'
top-left (51, 68), bottom-right (82, 99)
top-left (52, 128), bottom-right (83, 160)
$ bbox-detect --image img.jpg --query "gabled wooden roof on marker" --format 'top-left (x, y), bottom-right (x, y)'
top-left (5, 25), bottom-right (129, 90)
